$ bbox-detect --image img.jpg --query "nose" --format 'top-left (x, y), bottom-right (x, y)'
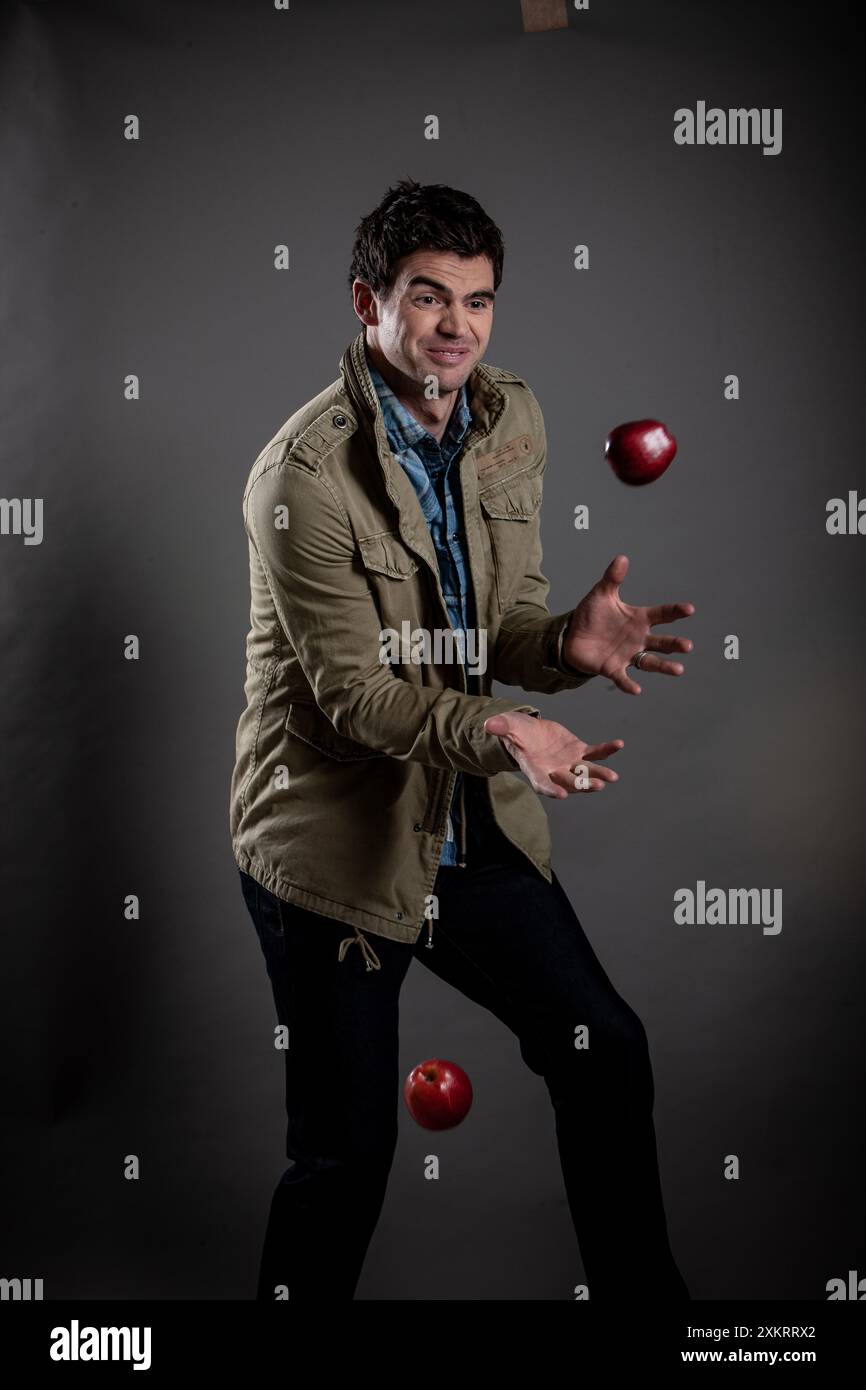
top-left (437, 302), bottom-right (470, 338)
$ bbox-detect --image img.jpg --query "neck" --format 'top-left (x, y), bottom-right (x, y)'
top-left (364, 336), bottom-right (459, 443)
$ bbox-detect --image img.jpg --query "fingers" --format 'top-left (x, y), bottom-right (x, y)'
top-left (549, 761), bottom-right (619, 795)
top-left (581, 739), bottom-right (625, 761)
top-left (632, 651), bottom-right (685, 676)
top-left (647, 601), bottom-right (695, 625)
top-left (645, 634), bottom-right (693, 655)
top-left (611, 668), bottom-right (643, 696)
top-left (621, 633), bottom-right (695, 684)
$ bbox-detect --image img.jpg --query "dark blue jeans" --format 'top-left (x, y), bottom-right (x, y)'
top-left (239, 789), bottom-right (690, 1302)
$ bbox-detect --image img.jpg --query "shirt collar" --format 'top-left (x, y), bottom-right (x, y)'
top-left (366, 352), bottom-right (472, 454)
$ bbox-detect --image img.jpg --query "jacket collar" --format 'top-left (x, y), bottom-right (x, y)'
top-left (366, 355), bottom-right (472, 459)
top-left (338, 329), bottom-right (508, 455)
top-left (336, 330), bottom-right (509, 613)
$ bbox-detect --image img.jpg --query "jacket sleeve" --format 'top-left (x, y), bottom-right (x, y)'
top-left (246, 459), bottom-right (540, 775)
top-left (490, 404), bottom-right (597, 695)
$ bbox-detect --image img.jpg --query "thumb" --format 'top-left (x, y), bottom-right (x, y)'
top-left (483, 714), bottom-right (512, 737)
top-left (602, 553), bottom-right (629, 589)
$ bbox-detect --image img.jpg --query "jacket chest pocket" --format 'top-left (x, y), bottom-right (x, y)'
top-left (357, 530), bottom-right (420, 580)
top-left (356, 529), bottom-right (424, 633)
top-left (478, 470), bottom-right (542, 612)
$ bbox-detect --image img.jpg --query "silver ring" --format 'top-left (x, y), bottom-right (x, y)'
top-left (632, 649), bottom-right (650, 670)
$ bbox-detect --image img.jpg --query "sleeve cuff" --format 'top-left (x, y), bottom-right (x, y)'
top-left (468, 698), bottom-right (541, 772)
top-left (540, 613), bottom-right (596, 683)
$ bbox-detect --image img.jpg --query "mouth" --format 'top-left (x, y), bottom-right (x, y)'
top-left (424, 346), bottom-right (471, 364)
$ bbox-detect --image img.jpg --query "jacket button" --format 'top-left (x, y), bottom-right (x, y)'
top-left (395, 911), bottom-right (404, 920)
top-left (413, 823), bottom-right (422, 832)
top-left (332, 413), bottom-right (347, 427)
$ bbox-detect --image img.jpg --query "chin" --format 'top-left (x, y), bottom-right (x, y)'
top-left (439, 358), bottom-right (477, 386)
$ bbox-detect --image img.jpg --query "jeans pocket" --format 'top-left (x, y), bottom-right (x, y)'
top-left (256, 883), bottom-right (286, 941)
top-left (240, 871), bottom-right (286, 968)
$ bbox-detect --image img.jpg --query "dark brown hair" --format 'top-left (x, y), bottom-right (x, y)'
top-left (348, 177), bottom-right (505, 297)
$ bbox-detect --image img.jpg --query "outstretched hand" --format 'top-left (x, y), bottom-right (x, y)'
top-left (563, 554), bottom-right (695, 695)
top-left (483, 711), bottom-right (624, 800)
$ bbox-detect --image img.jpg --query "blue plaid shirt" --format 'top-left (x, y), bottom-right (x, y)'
top-left (367, 353), bottom-right (479, 866)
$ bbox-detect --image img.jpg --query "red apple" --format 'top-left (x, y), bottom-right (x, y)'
top-left (605, 419), bottom-right (677, 486)
top-left (403, 1058), bottom-right (473, 1131)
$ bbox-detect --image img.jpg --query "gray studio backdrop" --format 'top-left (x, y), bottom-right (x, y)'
top-left (2, 0), bottom-right (864, 1299)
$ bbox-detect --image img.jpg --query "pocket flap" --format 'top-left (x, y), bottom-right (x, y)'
top-left (478, 472), bottom-right (542, 520)
top-left (357, 530), bottom-right (420, 578)
top-left (285, 701), bottom-right (383, 761)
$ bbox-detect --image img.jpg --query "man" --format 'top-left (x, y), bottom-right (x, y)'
top-left (230, 178), bottom-right (695, 1301)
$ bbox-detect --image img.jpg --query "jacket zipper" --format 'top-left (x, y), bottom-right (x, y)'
top-left (457, 776), bottom-right (467, 868)
top-left (347, 352), bottom-right (476, 948)
top-left (425, 775), bottom-right (469, 950)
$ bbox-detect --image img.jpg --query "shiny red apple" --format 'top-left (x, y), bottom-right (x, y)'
top-left (605, 419), bottom-right (677, 486)
top-left (403, 1058), bottom-right (473, 1131)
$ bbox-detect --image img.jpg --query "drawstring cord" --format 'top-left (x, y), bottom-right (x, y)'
top-left (337, 926), bottom-right (382, 971)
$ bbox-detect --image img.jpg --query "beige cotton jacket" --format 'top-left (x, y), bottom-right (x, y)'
top-left (229, 329), bottom-right (594, 967)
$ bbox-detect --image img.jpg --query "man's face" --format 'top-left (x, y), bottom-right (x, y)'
top-left (358, 248), bottom-right (495, 394)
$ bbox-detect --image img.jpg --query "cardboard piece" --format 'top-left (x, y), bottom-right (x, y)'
top-left (520, 0), bottom-right (568, 33)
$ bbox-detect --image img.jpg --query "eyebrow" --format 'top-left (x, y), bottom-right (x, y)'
top-left (405, 275), bottom-right (495, 302)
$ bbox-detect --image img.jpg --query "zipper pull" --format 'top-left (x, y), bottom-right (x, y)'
top-left (426, 918), bottom-right (434, 949)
